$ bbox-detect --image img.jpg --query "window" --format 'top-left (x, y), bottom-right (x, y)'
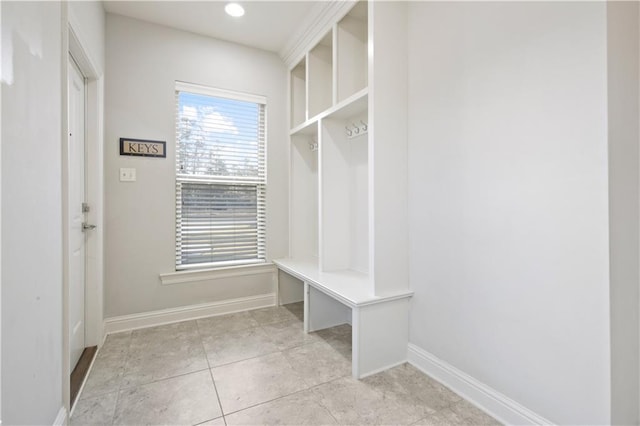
top-left (175, 82), bottom-right (266, 270)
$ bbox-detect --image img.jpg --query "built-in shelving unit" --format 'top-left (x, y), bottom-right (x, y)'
top-left (277, 0), bottom-right (411, 379)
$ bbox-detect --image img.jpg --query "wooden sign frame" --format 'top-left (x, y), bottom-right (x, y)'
top-left (119, 138), bottom-right (166, 158)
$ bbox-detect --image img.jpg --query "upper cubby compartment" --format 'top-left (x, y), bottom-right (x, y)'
top-left (308, 31), bottom-right (334, 119)
top-left (290, 58), bottom-right (306, 128)
top-left (336, 1), bottom-right (368, 103)
top-left (289, 1), bottom-right (368, 132)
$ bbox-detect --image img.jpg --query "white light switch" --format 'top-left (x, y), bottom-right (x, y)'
top-left (120, 167), bottom-right (136, 182)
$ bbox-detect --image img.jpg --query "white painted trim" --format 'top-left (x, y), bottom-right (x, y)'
top-left (84, 75), bottom-right (105, 349)
top-left (0, 1), bottom-right (3, 421)
top-left (52, 407), bottom-right (67, 426)
top-left (68, 9), bottom-right (100, 78)
top-left (61, 2), bottom-right (72, 415)
top-left (159, 262), bottom-right (276, 285)
top-left (103, 294), bottom-right (276, 334)
top-left (280, 0), bottom-right (357, 69)
top-left (407, 344), bottom-right (554, 426)
top-left (69, 344), bottom-right (100, 418)
top-left (175, 80), bottom-right (266, 104)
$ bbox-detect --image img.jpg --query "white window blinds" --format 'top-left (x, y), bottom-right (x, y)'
top-left (175, 82), bottom-right (266, 270)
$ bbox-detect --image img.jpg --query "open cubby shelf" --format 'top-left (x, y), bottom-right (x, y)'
top-left (290, 88), bottom-right (368, 136)
top-left (289, 1), bottom-right (368, 132)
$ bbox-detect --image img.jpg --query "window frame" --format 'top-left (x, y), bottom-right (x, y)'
top-left (174, 81), bottom-right (267, 271)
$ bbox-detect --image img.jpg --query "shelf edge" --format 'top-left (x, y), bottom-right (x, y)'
top-left (289, 87), bottom-right (369, 136)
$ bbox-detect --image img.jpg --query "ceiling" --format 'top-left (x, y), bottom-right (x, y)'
top-left (103, 1), bottom-right (321, 55)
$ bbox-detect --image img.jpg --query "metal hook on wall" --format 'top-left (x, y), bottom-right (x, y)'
top-left (346, 120), bottom-right (368, 139)
top-left (345, 126), bottom-right (353, 137)
top-left (309, 136), bottom-right (318, 151)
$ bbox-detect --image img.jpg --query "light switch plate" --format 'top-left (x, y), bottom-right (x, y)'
top-left (120, 167), bottom-right (136, 182)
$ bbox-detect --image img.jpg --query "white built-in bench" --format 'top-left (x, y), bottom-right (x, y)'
top-left (274, 258), bottom-right (413, 379)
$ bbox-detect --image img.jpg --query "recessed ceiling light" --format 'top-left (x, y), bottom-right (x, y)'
top-left (225, 3), bottom-right (245, 17)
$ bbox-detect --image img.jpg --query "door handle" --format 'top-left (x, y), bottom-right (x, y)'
top-left (82, 223), bottom-right (97, 232)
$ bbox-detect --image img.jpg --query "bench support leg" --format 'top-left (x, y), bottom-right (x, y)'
top-left (305, 283), bottom-right (350, 332)
top-left (352, 297), bottom-right (410, 379)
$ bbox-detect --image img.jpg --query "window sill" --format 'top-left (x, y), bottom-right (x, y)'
top-left (160, 262), bottom-right (277, 286)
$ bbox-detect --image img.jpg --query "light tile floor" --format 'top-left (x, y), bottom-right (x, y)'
top-left (71, 303), bottom-right (501, 426)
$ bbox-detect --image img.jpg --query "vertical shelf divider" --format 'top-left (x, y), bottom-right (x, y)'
top-left (332, 23), bottom-right (339, 107)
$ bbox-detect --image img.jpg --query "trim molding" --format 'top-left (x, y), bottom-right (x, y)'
top-left (279, 0), bottom-right (357, 68)
top-left (53, 407), bottom-right (67, 426)
top-left (407, 344), bottom-right (554, 426)
top-left (68, 9), bottom-right (100, 78)
top-left (103, 293), bottom-right (276, 334)
top-left (69, 344), bottom-right (101, 418)
top-left (160, 263), bottom-right (276, 285)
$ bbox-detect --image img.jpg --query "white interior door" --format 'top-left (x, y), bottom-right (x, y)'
top-left (68, 56), bottom-right (86, 370)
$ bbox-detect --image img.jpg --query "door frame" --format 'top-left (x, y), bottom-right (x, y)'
top-left (62, 8), bottom-right (105, 416)
top-left (67, 53), bottom-right (87, 371)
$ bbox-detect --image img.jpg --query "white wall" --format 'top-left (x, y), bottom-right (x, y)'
top-left (69, 1), bottom-right (105, 74)
top-left (1, 2), bottom-right (64, 423)
top-left (0, 2), bottom-right (3, 419)
top-left (607, 2), bottom-right (640, 424)
top-left (407, 3), bottom-right (611, 424)
top-left (105, 14), bottom-right (288, 317)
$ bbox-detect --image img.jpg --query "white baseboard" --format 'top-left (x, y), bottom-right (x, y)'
top-left (407, 343), bottom-right (553, 426)
top-left (104, 293), bottom-right (276, 334)
top-left (53, 406), bottom-right (67, 426)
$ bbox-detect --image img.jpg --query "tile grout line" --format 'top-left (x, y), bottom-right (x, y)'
top-left (196, 318), bottom-right (228, 426)
top-left (205, 316), bottom-right (320, 370)
top-left (205, 306), bottom-right (351, 420)
top-left (110, 331), bottom-right (134, 426)
top-left (203, 311), bottom-right (291, 422)
top-left (206, 325), bottom-right (281, 369)
top-left (278, 339), bottom-right (349, 424)
top-left (86, 309), bottom-right (490, 426)
top-left (102, 311), bottom-right (302, 421)
top-left (108, 325), bottom-right (211, 424)
top-left (201, 306), bottom-right (321, 422)
top-left (219, 372), bottom-right (352, 418)
top-left (103, 306), bottom-right (333, 425)
top-left (209, 307), bottom-right (317, 419)
top-left (113, 321), bottom-right (209, 390)
top-left (117, 366), bottom-right (214, 391)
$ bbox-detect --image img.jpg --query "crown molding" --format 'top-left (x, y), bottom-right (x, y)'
top-left (279, 0), bottom-right (358, 69)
